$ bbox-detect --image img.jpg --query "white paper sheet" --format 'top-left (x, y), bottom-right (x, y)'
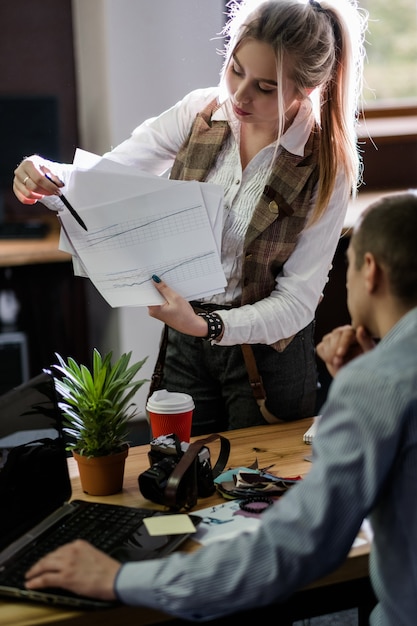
top-left (56, 150), bottom-right (226, 307)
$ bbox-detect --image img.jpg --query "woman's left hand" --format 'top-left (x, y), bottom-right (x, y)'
top-left (148, 276), bottom-right (208, 338)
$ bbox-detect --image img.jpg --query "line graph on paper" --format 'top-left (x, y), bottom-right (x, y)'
top-left (61, 181), bottom-right (226, 307)
top-left (93, 250), bottom-right (222, 303)
top-left (72, 204), bottom-right (209, 253)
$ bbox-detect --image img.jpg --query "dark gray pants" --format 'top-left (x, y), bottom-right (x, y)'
top-left (155, 320), bottom-right (318, 437)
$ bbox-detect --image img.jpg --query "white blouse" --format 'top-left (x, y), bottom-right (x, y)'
top-left (41, 87), bottom-right (350, 346)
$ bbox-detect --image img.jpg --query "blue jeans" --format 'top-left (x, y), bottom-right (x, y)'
top-left (157, 321), bottom-right (318, 436)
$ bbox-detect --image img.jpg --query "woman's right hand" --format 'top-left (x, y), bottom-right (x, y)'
top-left (13, 156), bottom-right (63, 205)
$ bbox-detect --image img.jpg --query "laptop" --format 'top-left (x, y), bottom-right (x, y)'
top-left (0, 370), bottom-right (201, 609)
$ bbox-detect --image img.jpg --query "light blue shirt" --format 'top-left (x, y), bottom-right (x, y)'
top-left (116, 307), bottom-right (417, 624)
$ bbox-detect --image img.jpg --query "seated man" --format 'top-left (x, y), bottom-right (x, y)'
top-left (25, 191), bottom-right (417, 624)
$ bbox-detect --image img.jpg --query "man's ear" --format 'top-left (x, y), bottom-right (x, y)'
top-left (363, 252), bottom-right (380, 294)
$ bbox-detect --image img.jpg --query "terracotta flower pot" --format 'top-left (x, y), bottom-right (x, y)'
top-left (73, 445), bottom-right (129, 496)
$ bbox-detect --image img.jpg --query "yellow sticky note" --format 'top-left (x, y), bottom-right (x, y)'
top-left (143, 514), bottom-right (197, 536)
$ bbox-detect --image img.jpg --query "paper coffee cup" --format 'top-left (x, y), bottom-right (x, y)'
top-left (146, 389), bottom-right (194, 442)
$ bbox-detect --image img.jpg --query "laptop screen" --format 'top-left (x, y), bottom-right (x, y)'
top-left (0, 371), bottom-right (71, 551)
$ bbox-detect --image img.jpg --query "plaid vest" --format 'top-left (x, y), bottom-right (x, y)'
top-left (170, 99), bottom-right (320, 351)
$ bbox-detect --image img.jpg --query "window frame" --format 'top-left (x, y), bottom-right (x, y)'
top-left (357, 102), bottom-right (417, 191)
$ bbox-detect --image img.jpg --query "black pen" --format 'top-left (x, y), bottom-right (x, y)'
top-left (44, 173), bottom-right (88, 231)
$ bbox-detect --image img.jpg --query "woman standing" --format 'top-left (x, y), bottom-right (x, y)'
top-left (13, 0), bottom-right (368, 435)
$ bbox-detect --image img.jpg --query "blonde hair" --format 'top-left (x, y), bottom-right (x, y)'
top-left (219, 0), bottom-right (368, 223)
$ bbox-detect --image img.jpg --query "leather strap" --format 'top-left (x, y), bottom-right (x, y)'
top-left (241, 345), bottom-right (284, 423)
top-left (163, 433), bottom-right (230, 510)
top-left (241, 344), bottom-right (266, 401)
top-left (148, 327), bottom-right (266, 404)
top-left (147, 324), bottom-right (169, 402)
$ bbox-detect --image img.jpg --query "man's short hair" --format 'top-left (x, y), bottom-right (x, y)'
top-left (352, 190), bottom-right (417, 304)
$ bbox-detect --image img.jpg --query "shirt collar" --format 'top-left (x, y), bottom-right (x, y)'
top-left (212, 97), bottom-right (314, 157)
top-left (381, 307), bottom-right (417, 348)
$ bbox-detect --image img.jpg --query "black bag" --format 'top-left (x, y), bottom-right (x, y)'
top-left (138, 432), bottom-right (230, 511)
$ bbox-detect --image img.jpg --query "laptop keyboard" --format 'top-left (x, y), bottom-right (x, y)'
top-left (0, 501), bottom-right (158, 588)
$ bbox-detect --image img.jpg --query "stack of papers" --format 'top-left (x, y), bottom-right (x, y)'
top-left (57, 149), bottom-right (226, 308)
top-left (303, 415), bottom-right (322, 444)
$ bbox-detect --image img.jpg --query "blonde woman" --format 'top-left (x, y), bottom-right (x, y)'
top-left (14, 0), bottom-right (368, 435)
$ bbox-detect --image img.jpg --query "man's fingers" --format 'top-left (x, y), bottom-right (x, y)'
top-left (25, 540), bottom-right (119, 601)
top-left (25, 545), bottom-right (74, 583)
top-left (335, 326), bottom-right (357, 357)
top-left (356, 326), bottom-right (376, 352)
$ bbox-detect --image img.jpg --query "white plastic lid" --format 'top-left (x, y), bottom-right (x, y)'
top-left (146, 389), bottom-right (194, 414)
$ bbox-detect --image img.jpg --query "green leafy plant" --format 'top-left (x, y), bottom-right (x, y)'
top-left (52, 349), bottom-right (148, 458)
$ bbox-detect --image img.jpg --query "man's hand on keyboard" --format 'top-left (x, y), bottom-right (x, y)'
top-left (24, 539), bottom-right (120, 601)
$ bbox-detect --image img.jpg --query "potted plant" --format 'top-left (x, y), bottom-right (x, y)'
top-left (52, 348), bottom-right (148, 496)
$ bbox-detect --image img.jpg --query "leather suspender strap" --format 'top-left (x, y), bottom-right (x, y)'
top-left (241, 344), bottom-right (266, 401)
top-left (148, 328), bottom-right (266, 406)
top-left (164, 433), bottom-right (231, 510)
top-left (241, 345), bottom-right (284, 424)
top-left (147, 324), bottom-right (169, 402)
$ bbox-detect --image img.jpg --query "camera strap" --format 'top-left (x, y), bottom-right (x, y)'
top-left (163, 433), bottom-right (230, 510)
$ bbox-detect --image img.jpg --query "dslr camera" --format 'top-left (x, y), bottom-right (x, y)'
top-left (138, 433), bottom-right (215, 510)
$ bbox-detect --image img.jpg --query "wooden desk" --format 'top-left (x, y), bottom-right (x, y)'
top-left (0, 419), bottom-right (373, 626)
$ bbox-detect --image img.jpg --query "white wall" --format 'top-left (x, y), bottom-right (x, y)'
top-left (71, 0), bottom-right (225, 417)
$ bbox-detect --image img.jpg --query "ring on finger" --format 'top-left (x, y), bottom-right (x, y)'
top-left (23, 175), bottom-right (30, 186)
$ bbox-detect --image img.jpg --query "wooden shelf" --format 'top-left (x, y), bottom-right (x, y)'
top-left (0, 216), bottom-right (71, 267)
top-left (343, 188), bottom-right (405, 234)
top-left (357, 115), bottom-right (417, 143)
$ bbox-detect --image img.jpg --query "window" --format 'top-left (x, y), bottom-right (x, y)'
top-left (358, 0), bottom-right (417, 190)
top-left (361, 0), bottom-right (417, 105)
top-left (221, 1), bottom-right (417, 189)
